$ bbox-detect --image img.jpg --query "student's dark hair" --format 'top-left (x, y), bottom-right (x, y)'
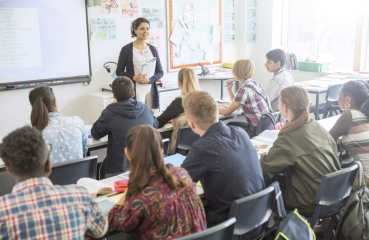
top-left (0, 126), bottom-right (47, 175)
top-left (266, 49), bottom-right (287, 68)
top-left (131, 17), bottom-right (150, 38)
top-left (341, 80), bottom-right (369, 117)
top-left (279, 86), bottom-right (310, 135)
top-left (112, 76), bottom-right (134, 101)
top-left (29, 86), bottom-right (56, 131)
top-left (125, 125), bottom-right (188, 200)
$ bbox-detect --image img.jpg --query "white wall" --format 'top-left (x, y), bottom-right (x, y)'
top-left (0, 0), bottom-right (238, 141)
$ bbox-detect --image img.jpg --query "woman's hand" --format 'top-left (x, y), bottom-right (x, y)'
top-left (133, 74), bottom-right (150, 84)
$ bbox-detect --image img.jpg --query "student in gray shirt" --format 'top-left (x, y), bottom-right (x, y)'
top-left (264, 49), bottom-right (294, 111)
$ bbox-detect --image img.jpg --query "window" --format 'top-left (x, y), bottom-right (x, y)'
top-left (284, 0), bottom-right (369, 72)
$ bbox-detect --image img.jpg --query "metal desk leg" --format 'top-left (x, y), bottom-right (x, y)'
top-left (220, 79), bottom-right (223, 99)
top-left (315, 93), bottom-right (319, 120)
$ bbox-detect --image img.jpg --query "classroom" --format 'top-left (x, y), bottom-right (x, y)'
top-left (1, 0), bottom-right (369, 239)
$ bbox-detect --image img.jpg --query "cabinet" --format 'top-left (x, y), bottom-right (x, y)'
top-left (87, 92), bottom-right (114, 124)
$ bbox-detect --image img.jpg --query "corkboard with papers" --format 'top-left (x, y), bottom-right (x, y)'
top-left (167, 0), bottom-right (223, 71)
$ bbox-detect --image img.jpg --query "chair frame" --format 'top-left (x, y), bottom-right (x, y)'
top-left (310, 84), bottom-right (343, 119)
top-left (175, 125), bottom-right (200, 155)
top-left (255, 112), bottom-right (281, 136)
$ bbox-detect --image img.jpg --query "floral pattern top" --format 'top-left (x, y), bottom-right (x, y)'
top-left (108, 166), bottom-right (206, 240)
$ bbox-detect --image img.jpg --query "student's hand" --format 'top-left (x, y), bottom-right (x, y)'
top-left (116, 189), bottom-right (128, 206)
top-left (226, 79), bottom-right (234, 90)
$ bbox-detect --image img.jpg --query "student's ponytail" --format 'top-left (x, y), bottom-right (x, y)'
top-left (29, 86), bottom-right (56, 131)
top-left (178, 68), bottom-right (200, 95)
top-left (279, 86), bottom-right (310, 135)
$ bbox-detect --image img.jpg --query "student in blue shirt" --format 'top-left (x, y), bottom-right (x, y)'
top-left (181, 91), bottom-right (264, 236)
top-left (29, 86), bottom-right (88, 163)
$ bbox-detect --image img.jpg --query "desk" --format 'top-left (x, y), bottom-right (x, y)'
top-left (317, 115), bottom-right (340, 132)
top-left (198, 73), bottom-right (234, 99)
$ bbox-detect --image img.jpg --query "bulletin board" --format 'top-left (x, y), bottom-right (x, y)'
top-left (167, 0), bottom-right (223, 72)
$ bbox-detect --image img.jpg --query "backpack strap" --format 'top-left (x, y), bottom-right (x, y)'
top-left (356, 161), bottom-right (365, 197)
top-left (244, 83), bottom-right (273, 112)
top-left (271, 181), bottom-right (287, 219)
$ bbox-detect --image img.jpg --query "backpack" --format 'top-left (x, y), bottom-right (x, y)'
top-left (334, 161), bottom-right (369, 240)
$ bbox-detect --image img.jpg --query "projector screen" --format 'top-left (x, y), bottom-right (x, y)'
top-left (0, 0), bottom-right (91, 88)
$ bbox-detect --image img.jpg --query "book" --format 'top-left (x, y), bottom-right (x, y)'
top-left (251, 130), bottom-right (279, 147)
top-left (77, 178), bottom-right (114, 198)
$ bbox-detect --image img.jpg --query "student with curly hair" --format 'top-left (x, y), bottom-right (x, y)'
top-left (0, 126), bottom-right (108, 239)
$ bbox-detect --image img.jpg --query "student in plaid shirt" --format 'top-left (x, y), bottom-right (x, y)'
top-left (0, 126), bottom-right (108, 240)
top-left (219, 59), bottom-right (272, 137)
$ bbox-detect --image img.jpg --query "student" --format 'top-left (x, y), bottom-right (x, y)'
top-left (116, 17), bottom-right (164, 111)
top-left (260, 86), bottom-right (340, 216)
top-left (264, 49), bottom-right (294, 111)
top-left (329, 80), bottom-right (369, 187)
top-left (0, 126), bottom-right (108, 239)
top-left (29, 86), bottom-right (87, 163)
top-left (219, 59), bottom-right (272, 138)
top-left (181, 91), bottom-right (264, 233)
top-left (108, 125), bottom-right (206, 239)
top-left (157, 68), bottom-right (200, 154)
top-left (91, 76), bottom-right (158, 178)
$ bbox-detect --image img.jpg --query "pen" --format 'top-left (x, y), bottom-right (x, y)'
top-left (224, 80), bottom-right (234, 88)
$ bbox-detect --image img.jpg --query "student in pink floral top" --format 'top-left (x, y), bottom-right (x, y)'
top-left (108, 125), bottom-right (206, 240)
top-left (219, 59), bottom-right (272, 138)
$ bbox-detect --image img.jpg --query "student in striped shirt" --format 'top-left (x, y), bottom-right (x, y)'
top-left (330, 80), bottom-right (369, 187)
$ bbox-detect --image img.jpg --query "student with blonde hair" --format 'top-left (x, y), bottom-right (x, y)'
top-left (219, 59), bottom-right (271, 138)
top-left (157, 68), bottom-right (200, 154)
top-left (108, 125), bottom-right (206, 239)
top-left (260, 86), bottom-right (340, 216)
top-left (182, 91), bottom-right (264, 234)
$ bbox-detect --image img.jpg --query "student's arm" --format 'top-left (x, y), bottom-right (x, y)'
top-left (85, 197), bottom-right (109, 239)
top-left (91, 110), bottom-right (110, 140)
top-left (260, 136), bottom-right (295, 180)
top-left (148, 46), bottom-right (164, 84)
top-left (265, 78), bottom-right (281, 103)
top-left (157, 98), bottom-right (184, 128)
top-left (116, 47), bottom-right (134, 79)
top-left (218, 101), bottom-right (241, 116)
top-left (181, 146), bottom-right (208, 182)
top-left (329, 110), bottom-right (352, 141)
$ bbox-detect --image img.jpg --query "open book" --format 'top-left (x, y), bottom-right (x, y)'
top-left (251, 130), bottom-right (279, 147)
top-left (77, 178), bottom-right (114, 198)
top-left (142, 57), bottom-right (157, 78)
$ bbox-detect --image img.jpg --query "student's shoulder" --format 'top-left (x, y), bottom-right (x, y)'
top-left (53, 184), bottom-right (93, 201)
top-left (121, 42), bottom-right (133, 50)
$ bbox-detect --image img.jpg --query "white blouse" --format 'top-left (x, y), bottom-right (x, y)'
top-left (132, 46), bottom-right (154, 75)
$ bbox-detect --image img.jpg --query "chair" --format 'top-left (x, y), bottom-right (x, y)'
top-left (228, 183), bottom-right (278, 240)
top-left (310, 84), bottom-right (343, 120)
top-left (255, 112), bottom-right (281, 136)
top-left (307, 162), bottom-right (359, 240)
top-left (49, 156), bottom-right (98, 185)
top-left (176, 126), bottom-right (200, 155)
top-left (175, 217), bottom-right (236, 240)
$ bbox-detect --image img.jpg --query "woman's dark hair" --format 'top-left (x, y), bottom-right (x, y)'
top-left (0, 126), bottom-right (47, 175)
top-left (266, 49), bottom-right (287, 67)
top-left (125, 125), bottom-right (188, 200)
top-left (342, 80), bottom-right (369, 117)
top-left (29, 86), bottom-right (56, 131)
top-left (130, 17), bottom-right (150, 38)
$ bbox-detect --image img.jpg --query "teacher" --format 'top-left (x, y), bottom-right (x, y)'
top-left (116, 17), bottom-right (164, 111)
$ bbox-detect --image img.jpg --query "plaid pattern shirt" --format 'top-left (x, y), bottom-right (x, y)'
top-left (234, 79), bottom-right (271, 126)
top-left (0, 177), bottom-right (107, 240)
top-left (274, 68), bottom-right (285, 77)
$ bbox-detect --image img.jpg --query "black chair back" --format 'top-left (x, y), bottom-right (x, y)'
top-left (228, 184), bottom-right (276, 239)
top-left (176, 126), bottom-right (200, 155)
top-left (255, 112), bottom-right (280, 135)
top-left (326, 84), bottom-right (343, 102)
top-left (175, 217), bottom-right (236, 240)
top-left (49, 156), bottom-right (98, 185)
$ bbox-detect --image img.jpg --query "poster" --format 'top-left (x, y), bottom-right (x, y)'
top-left (100, 0), bottom-right (119, 14)
top-left (146, 29), bottom-right (161, 54)
top-left (121, 0), bottom-right (140, 18)
top-left (223, 0), bottom-right (235, 43)
top-left (140, 0), bottom-right (164, 8)
top-left (245, 0), bottom-right (257, 43)
top-left (89, 18), bottom-right (117, 41)
top-left (141, 8), bottom-right (165, 29)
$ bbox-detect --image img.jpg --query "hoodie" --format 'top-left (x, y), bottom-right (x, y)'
top-left (91, 98), bottom-right (158, 174)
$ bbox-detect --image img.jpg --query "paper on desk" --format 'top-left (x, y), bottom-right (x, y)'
top-left (188, 30), bottom-right (202, 50)
top-left (142, 57), bottom-right (156, 78)
top-left (169, 23), bottom-right (185, 46)
top-left (324, 74), bottom-right (349, 79)
top-left (212, 25), bottom-right (221, 44)
top-left (180, 43), bottom-right (191, 62)
top-left (194, 0), bottom-right (208, 28)
top-left (199, 32), bottom-right (213, 52)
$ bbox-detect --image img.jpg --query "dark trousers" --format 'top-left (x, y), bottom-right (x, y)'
top-left (227, 121), bottom-right (256, 138)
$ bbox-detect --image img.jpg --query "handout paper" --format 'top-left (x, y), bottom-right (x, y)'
top-left (199, 32), bottom-right (213, 52)
top-left (180, 43), bottom-right (191, 63)
top-left (212, 25), bottom-right (221, 44)
top-left (194, 0), bottom-right (208, 28)
top-left (205, 45), bottom-right (219, 64)
top-left (208, 5), bottom-right (219, 25)
top-left (169, 23), bottom-right (185, 46)
top-left (188, 30), bottom-right (202, 50)
top-left (182, 0), bottom-right (194, 28)
top-left (142, 57), bottom-right (157, 78)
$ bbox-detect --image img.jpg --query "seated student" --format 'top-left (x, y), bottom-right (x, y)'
top-left (264, 48), bottom-right (294, 111)
top-left (329, 80), bottom-right (369, 187)
top-left (157, 68), bottom-right (200, 154)
top-left (260, 86), bottom-right (340, 216)
top-left (91, 76), bottom-right (158, 178)
top-left (181, 91), bottom-right (264, 232)
top-left (219, 59), bottom-right (272, 138)
top-left (29, 86), bottom-right (87, 163)
top-left (0, 126), bottom-right (108, 239)
top-left (108, 125), bottom-right (206, 239)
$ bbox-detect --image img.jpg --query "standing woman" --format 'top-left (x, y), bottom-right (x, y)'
top-left (116, 17), bottom-right (164, 111)
top-left (329, 80), bottom-right (369, 187)
top-left (29, 86), bottom-right (88, 163)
